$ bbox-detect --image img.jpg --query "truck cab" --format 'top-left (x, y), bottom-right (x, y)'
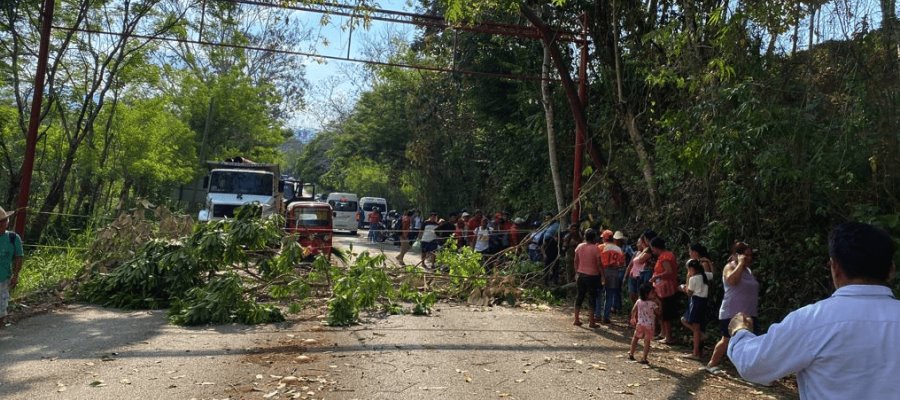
top-left (198, 158), bottom-right (282, 222)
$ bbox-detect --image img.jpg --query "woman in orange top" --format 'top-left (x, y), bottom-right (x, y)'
top-left (650, 236), bottom-right (680, 344)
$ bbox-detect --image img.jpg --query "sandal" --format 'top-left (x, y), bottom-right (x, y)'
top-left (705, 366), bottom-right (724, 375)
top-left (682, 353), bottom-right (700, 360)
top-left (638, 359), bottom-right (649, 365)
top-left (573, 320), bottom-right (583, 326)
top-left (627, 353), bottom-right (635, 361)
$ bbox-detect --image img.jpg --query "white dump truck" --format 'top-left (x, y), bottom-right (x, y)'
top-left (197, 157), bottom-right (283, 222)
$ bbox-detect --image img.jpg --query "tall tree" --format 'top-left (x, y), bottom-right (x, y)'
top-left (3, 0), bottom-right (189, 240)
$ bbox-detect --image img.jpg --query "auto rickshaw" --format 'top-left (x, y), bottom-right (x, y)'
top-left (286, 201), bottom-right (333, 261)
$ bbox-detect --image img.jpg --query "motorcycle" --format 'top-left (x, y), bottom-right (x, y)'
top-left (369, 213), bottom-right (401, 245)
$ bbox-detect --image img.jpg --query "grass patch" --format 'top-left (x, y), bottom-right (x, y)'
top-left (14, 247), bottom-right (83, 297)
top-left (13, 240), bottom-right (86, 300)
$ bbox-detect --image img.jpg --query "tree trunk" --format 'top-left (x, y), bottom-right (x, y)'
top-left (519, 3), bottom-right (620, 211)
top-left (6, 173), bottom-right (19, 211)
top-left (115, 177), bottom-right (133, 216)
top-left (791, 3), bottom-right (800, 54)
top-left (29, 144), bottom-right (78, 241)
top-left (808, 6), bottom-right (816, 49)
top-left (881, 0), bottom-right (899, 77)
top-left (624, 108), bottom-right (659, 210)
top-left (609, 1), bottom-right (660, 209)
top-left (541, 44), bottom-right (566, 215)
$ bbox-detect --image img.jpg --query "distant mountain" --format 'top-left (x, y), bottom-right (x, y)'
top-left (293, 127), bottom-right (319, 143)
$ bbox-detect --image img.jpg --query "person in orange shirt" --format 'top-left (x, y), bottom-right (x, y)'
top-left (396, 210), bottom-right (413, 264)
top-left (597, 230), bottom-right (625, 323)
top-left (367, 207), bottom-right (382, 243)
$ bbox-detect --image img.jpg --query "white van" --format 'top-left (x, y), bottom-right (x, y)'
top-left (358, 197), bottom-right (388, 228)
top-left (326, 192), bottom-right (359, 234)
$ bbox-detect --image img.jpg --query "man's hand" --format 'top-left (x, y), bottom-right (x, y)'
top-left (10, 275), bottom-right (18, 290)
top-left (728, 312), bottom-right (754, 336)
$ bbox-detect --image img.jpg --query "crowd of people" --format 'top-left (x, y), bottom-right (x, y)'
top-left (573, 221), bottom-right (900, 399)
top-left (392, 209), bottom-right (529, 267)
top-left (571, 226), bottom-right (765, 368)
top-left (371, 208), bottom-right (900, 397)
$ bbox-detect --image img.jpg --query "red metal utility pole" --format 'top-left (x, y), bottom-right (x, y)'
top-left (14, 0), bottom-right (55, 237)
top-left (570, 13), bottom-right (589, 225)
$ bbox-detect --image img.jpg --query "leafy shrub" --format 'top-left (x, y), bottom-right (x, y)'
top-left (168, 274), bottom-right (284, 325)
top-left (79, 205), bottom-right (301, 325)
top-left (79, 239), bottom-right (201, 309)
top-left (399, 282), bottom-right (436, 315)
top-left (521, 287), bottom-right (566, 306)
top-left (435, 240), bottom-right (486, 296)
top-left (326, 252), bottom-right (396, 326)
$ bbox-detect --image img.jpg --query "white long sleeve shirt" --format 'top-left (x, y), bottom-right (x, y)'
top-left (728, 285), bottom-right (900, 399)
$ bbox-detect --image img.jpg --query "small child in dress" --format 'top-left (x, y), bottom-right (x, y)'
top-left (629, 283), bottom-right (660, 364)
top-left (680, 259), bottom-right (710, 359)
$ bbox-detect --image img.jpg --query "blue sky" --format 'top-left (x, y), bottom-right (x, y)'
top-left (292, 1), bottom-right (417, 131)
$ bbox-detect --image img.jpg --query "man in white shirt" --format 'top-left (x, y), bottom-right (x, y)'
top-left (727, 222), bottom-right (899, 399)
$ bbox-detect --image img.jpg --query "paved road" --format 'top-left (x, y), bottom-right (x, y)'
top-left (0, 230), bottom-right (798, 399)
top-left (332, 229), bottom-right (409, 265)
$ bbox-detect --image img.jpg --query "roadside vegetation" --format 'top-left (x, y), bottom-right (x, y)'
top-left (1, 1), bottom-right (897, 330)
top-left (13, 203), bottom-right (547, 327)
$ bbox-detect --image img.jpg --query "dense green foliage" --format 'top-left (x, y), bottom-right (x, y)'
top-left (327, 252), bottom-right (396, 325)
top-left (75, 205), bottom-right (440, 326)
top-left (437, 240), bottom-right (488, 292)
top-left (80, 239), bottom-right (203, 309)
top-left (79, 205), bottom-right (292, 324)
top-left (169, 274), bottom-right (285, 325)
top-left (12, 235), bottom-right (89, 299)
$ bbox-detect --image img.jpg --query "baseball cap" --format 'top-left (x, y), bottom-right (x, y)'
top-left (613, 231), bottom-right (626, 240)
top-left (601, 230), bottom-right (614, 239)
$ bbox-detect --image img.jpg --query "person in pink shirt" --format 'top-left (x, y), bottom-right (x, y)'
top-left (573, 228), bottom-right (602, 327)
top-left (629, 283), bottom-right (661, 364)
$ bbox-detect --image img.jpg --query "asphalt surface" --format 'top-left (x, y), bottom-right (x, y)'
top-left (0, 231), bottom-right (798, 399)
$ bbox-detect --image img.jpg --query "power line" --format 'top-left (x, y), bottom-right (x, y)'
top-left (225, 0), bottom-right (587, 43)
top-left (52, 24), bottom-right (559, 82)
